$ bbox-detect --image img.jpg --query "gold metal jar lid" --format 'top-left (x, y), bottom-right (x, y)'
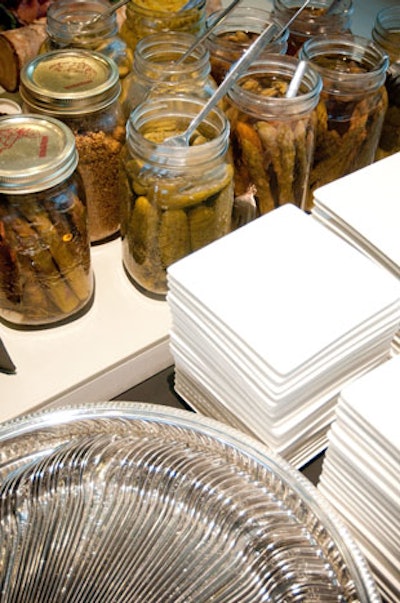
top-left (20, 49), bottom-right (121, 115)
top-left (0, 114), bottom-right (78, 194)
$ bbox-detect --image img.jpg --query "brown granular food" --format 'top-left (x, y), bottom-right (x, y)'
top-left (74, 128), bottom-right (124, 243)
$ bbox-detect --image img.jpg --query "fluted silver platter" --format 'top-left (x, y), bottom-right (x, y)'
top-left (0, 403), bottom-right (380, 602)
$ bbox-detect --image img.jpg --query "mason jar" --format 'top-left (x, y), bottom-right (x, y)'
top-left (272, 0), bottom-right (353, 56)
top-left (299, 35), bottom-right (389, 209)
top-left (120, 0), bottom-right (206, 53)
top-left (120, 31), bottom-right (217, 121)
top-left (20, 49), bottom-right (126, 244)
top-left (0, 114), bottom-right (93, 327)
top-left (119, 95), bottom-right (234, 297)
top-left (205, 7), bottom-right (288, 85)
top-left (225, 55), bottom-right (322, 217)
top-left (40, 0), bottom-right (134, 80)
top-left (372, 6), bottom-right (400, 159)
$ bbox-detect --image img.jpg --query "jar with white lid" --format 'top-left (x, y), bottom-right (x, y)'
top-left (40, 0), bottom-right (134, 80)
top-left (205, 6), bottom-right (288, 85)
top-left (272, 0), bottom-right (353, 56)
top-left (121, 31), bottom-right (217, 121)
top-left (0, 114), bottom-right (93, 327)
top-left (120, 0), bottom-right (207, 53)
top-left (372, 6), bottom-right (400, 159)
top-left (119, 95), bottom-right (234, 297)
top-left (20, 49), bottom-right (126, 243)
top-left (299, 34), bottom-right (389, 209)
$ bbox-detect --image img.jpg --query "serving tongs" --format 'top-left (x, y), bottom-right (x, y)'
top-left (162, 0), bottom-right (312, 147)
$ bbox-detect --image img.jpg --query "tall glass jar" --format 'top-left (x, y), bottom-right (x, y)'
top-left (272, 0), bottom-right (353, 56)
top-left (0, 114), bottom-right (93, 327)
top-left (20, 49), bottom-right (126, 244)
top-left (372, 6), bottom-right (400, 160)
top-left (225, 56), bottom-right (322, 216)
top-left (299, 35), bottom-right (389, 210)
top-left (120, 31), bottom-right (217, 120)
top-left (205, 7), bottom-right (288, 85)
top-left (40, 0), bottom-right (134, 80)
top-left (119, 96), bottom-right (234, 297)
top-left (120, 0), bottom-right (206, 53)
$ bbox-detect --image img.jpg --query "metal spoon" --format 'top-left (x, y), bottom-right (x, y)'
top-left (285, 59), bottom-right (308, 98)
top-left (179, 0), bottom-right (202, 11)
top-left (163, 0), bottom-right (312, 147)
top-left (78, 0), bottom-right (130, 29)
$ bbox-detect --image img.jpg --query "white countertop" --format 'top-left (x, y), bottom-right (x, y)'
top-left (0, 240), bottom-right (172, 423)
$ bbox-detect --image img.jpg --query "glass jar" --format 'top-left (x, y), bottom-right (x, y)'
top-left (120, 31), bottom-right (217, 121)
top-left (372, 6), bottom-right (400, 159)
top-left (299, 35), bottom-right (389, 209)
top-left (40, 0), bottom-right (134, 80)
top-left (205, 7), bottom-right (288, 85)
top-left (272, 0), bottom-right (353, 56)
top-left (119, 95), bottom-right (234, 297)
top-left (225, 56), bottom-right (322, 217)
top-left (20, 49), bottom-right (126, 244)
top-left (0, 114), bottom-right (93, 327)
top-left (120, 0), bottom-right (206, 53)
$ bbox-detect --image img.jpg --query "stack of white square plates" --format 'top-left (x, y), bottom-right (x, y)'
top-left (318, 355), bottom-right (400, 603)
top-left (167, 205), bottom-right (400, 467)
top-left (312, 153), bottom-right (400, 355)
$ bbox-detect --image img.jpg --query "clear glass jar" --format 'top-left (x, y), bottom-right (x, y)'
top-left (40, 0), bottom-right (134, 80)
top-left (119, 95), bottom-right (234, 297)
top-left (272, 0), bottom-right (353, 56)
top-left (120, 31), bottom-right (217, 121)
top-left (225, 55), bottom-right (322, 217)
top-left (299, 35), bottom-right (389, 209)
top-left (0, 114), bottom-right (93, 327)
top-left (20, 49), bottom-right (126, 244)
top-left (120, 0), bottom-right (206, 53)
top-left (372, 6), bottom-right (400, 160)
top-left (205, 7), bottom-right (288, 85)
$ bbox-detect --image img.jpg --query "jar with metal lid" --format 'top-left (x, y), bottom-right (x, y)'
top-left (40, 0), bottom-right (134, 80)
top-left (205, 7), bottom-right (288, 85)
top-left (0, 114), bottom-right (93, 327)
top-left (372, 6), bottom-right (400, 159)
top-left (119, 95), bottom-right (234, 297)
top-left (225, 55), bottom-right (322, 217)
top-left (120, 0), bottom-right (206, 53)
top-left (299, 35), bottom-right (389, 209)
top-left (121, 31), bottom-right (217, 120)
top-left (20, 49), bottom-right (126, 244)
top-left (272, 0), bottom-right (353, 56)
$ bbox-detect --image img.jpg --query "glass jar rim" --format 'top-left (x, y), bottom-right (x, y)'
top-left (128, 0), bottom-right (206, 16)
top-left (227, 55), bottom-right (322, 118)
top-left (126, 95), bottom-right (229, 168)
top-left (46, 0), bottom-right (118, 41)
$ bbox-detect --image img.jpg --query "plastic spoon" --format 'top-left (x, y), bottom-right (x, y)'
top-left (163, 0), bottom-right (312, 147)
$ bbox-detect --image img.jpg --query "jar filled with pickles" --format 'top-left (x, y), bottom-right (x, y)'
top-left (20, 49), bottom-right (126, 244)
top-left (120, 0), bottom-right (206, 53)
top-left (40, 0), bottom-right (134, 80)
top-left (0, 114), bottom-right (93, 327)
top-left (119, 95), bottom-right (234, 297)
top-left (120, 31), bottom-right (217, 121)
top-left (205, 7), bottom-right (288, 85)
top-left (225, 56), bottom-right (322, 217)
top-left (272, 0), bottom-right (353, 56)
top-left (299, 35), bottom-right (389, 209)
top-left (372, 6), bottom-right (400, 160)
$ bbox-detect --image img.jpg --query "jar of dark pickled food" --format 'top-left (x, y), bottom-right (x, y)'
top-left (225, 56), bottom-right (322, 217)
top-left (120, 31), bottom-right (217, 121)
top-left (40, 0), bottom-right (134, 80)
top-left (272, 0), bottom-right (353, 56)
top-left (119, 95), bottom-right (234, 297)
top-left (120, 0), bottom-right (206, 53)
top-left (205, 6), bottom-right (288, 85)
top-left (0, 114), bottom-right (93, 327)
top-left (20, 49), bottom-right (126, 244)
top-left (299, 34), bottom-right (389, 210)
top-left (372, 6), bottom-right (400, 160)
